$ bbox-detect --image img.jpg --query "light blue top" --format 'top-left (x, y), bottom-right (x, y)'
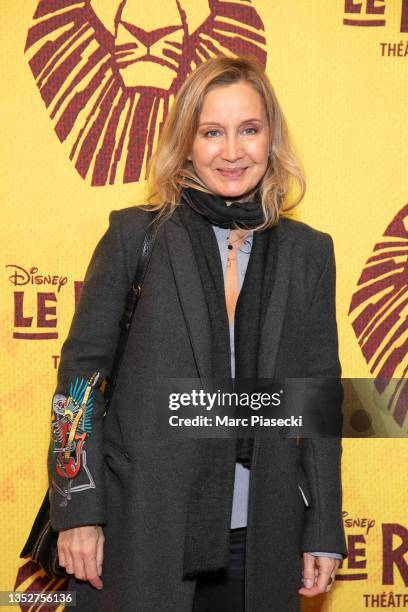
top-left (212, 224), bottom-right (343, 561)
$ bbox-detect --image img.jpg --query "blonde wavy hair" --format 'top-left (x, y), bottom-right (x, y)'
top-left (143, 55), bottom-right (306, 231)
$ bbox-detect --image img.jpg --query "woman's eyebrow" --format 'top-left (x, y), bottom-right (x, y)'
top-left (198, 118), bottom-right (264, 127)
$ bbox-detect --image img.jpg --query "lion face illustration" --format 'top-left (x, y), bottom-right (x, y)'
top-left (25, 0), bottom-right (266, 185)
top-left (348, 204), bottom-right (408, 431)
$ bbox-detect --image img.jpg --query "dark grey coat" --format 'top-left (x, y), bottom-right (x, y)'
top-left (48, 204), bottom-right (347, 612)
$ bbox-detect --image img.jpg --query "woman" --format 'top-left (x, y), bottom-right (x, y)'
top-left (50, 56), bottom-right (347, 611)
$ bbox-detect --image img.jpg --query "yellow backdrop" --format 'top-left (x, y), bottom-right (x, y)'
top-left (1, 1), bottom-right (407, 610)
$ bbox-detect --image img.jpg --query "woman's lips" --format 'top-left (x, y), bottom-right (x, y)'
top-left (217, 167), bottom-right (248, 178)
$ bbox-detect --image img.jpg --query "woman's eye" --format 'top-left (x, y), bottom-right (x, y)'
top-left (243, 127), bottom-right (258, 135)
top-left (204, 129), bottom-right (221, 138)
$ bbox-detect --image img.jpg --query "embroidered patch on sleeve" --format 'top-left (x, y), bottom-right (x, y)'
top-left (51, 371), bottom-right (100, 505)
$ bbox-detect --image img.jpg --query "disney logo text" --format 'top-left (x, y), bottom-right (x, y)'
top-left (6, 265), bottom-right (68, 292)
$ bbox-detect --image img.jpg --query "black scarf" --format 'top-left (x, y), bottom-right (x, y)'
top-left (179, 186), bottom-right (279, 579)
top-left (182, 185), bottom-right (266, 229)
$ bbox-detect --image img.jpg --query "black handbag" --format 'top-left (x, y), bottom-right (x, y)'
top-left (19, 214), bottom-right (159, 579)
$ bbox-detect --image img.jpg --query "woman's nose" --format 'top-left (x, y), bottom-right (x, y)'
top-left (221, 135), bottom-right (244, 162)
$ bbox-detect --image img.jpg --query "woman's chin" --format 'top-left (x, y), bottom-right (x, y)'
top-left (213, 182), bottom-right (254, 200)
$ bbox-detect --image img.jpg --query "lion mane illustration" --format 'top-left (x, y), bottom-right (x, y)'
top-left (24, 0), bottom-right (266, 186)
top-left (349, 203), bottom-right (408, 430)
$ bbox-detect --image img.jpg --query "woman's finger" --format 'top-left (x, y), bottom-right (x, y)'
top-left (72, 554), bottom-right (86, 581)
top-left (325, 572), bottom-right (336, 592)
top-left (57, 537), bottom-right (73, 574)
top-left (96, 528), bottom-right (104, 576)
top-left (325, 558), bottom-right (341, 591)
top-left (57, 545), bottom-right (66, 569)
top-left (83, 552), bottom-right (103, 590)
top-left (301, 552), bottom-right (316, 589)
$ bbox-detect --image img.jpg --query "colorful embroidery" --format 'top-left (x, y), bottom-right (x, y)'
top-left (51, 371), bottom-right (100, 505)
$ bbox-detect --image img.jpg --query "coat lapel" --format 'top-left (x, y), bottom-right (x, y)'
top-left (257, 222), bottom-right (295, 378)
top-left (164, 211), bottom-right (213, 379)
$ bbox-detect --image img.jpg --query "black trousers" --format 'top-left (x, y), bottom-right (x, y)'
top-left (192, 527), bottom-right (246, 612)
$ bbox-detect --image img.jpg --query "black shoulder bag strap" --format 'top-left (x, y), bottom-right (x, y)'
top-left (103, 213), bottom-right (160, 412)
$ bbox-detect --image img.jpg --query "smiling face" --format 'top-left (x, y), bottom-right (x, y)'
top-left (188, 81), bottom-right (270, 200)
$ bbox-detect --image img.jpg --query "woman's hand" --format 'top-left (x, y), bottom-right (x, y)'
top-left (57, 525), bottom-right (105, 589)
top-left (298, 552), bottom-right (341, 597)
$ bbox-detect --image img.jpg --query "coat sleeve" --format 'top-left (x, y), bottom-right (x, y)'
top-left (300, 233), bottom-right (348, 558)
top-left (47, 209), bottom-right (144, 531)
